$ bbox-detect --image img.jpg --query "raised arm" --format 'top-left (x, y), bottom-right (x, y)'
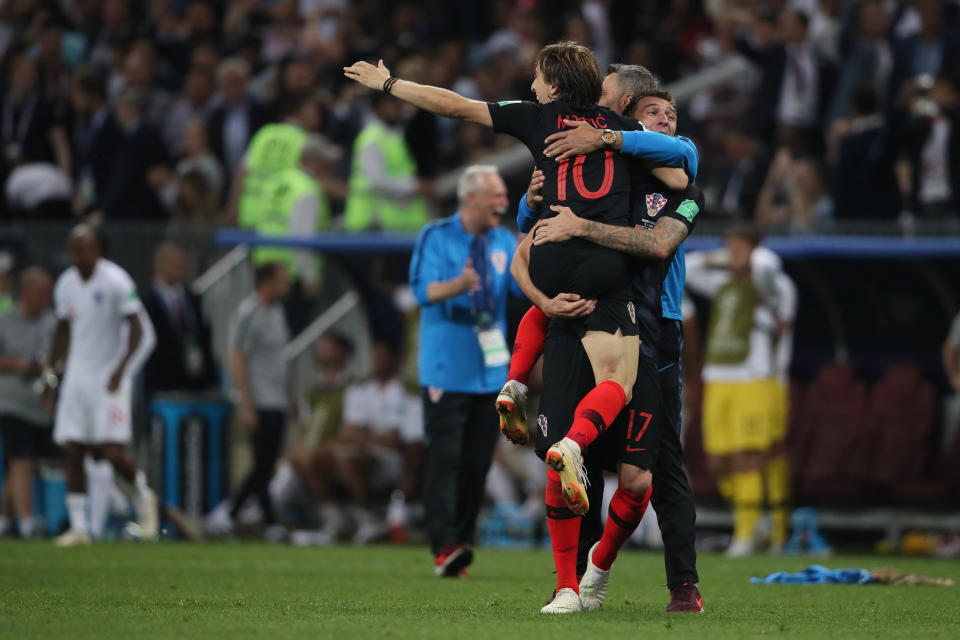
top-left (344, 59), bottom-right (491, 126)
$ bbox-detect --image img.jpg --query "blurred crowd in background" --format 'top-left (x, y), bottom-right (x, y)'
top-left (1, 0), bottom-right (959, 232)
top-left (1, 0), bottom-right (960, 549)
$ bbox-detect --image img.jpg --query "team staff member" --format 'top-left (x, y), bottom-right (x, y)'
top-left (409, 165), bottom-right (525, 577)
top-left (44, 225), bottom-right (158, 546)
top-left (0, 268), bottom-right (55, 539)
top-left (226, 262), bottom-right (292, 536)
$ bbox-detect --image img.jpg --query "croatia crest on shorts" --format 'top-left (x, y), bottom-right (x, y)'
top-left (646, 193), bottom-right (667, 218)
top-left (537, 414), bottom-right (548, 437)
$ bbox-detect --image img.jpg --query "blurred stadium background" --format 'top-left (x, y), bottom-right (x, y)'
top-left (0, 0), bottom-right (959, 562)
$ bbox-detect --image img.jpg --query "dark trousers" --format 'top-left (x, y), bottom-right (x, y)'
top-left (654, 319), bottom-right (699, 588)
top-left (229, 409), bottom-right (285, 526)
top-left (422, 389), bottom-right (499, 555)
top-left (574, 321), bottom-right (699, 587)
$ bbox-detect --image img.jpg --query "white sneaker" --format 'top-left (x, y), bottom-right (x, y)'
top-left (352, 520), bottom-right (388, 546)
top-left (54, 529), bottom-right (92, 547)
top-left (290, 529), bottom-right (334, 547)
top-left (540, 587), bottom-right (583, 614)
top-left (264, 524), bottom-right (288, 543)
top-left (726, 538), bottom-right (755, 558)
top-left (135, 487), bottom-right (159, 541)
top-left (579, 542), bottom-right (610, 611)
top-left (496, 380), bottom-right (529, 445)
top-left (544, 439), bottom-right (590, 515)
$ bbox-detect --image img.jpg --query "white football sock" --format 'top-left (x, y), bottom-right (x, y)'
top-left (562, 437), bottom-right (582, 455)
top-left (66, 493), bottom-right (88, 535)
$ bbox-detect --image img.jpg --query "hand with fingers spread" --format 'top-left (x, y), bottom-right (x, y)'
top-left (533, 205), bottom-right (585, 245)
top-left (526, 168), bottom-right (545, 209)
top-left (542, 293), bottom-right (596, 319)
top-left (343, 59), bottom-right (392, 91)
top-left (544, 119), bottom-right (610, 160)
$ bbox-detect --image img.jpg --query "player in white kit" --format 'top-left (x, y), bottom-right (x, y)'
top-left (43, 225), bottom-right (159, 546)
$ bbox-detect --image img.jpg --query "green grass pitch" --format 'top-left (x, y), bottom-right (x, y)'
top-left (2, 541), bottom-right (958, 639)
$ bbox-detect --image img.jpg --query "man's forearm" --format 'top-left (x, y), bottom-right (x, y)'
top-left (229, 351), bottom-right (253, 407)
top-left (426, 278), bottom-right (466, 303)
top-left (48, 320), bottom-right (70, 372)
top-left (579, 217), bottom-right (688, 260)
top-left (113, 315), bottom-right (143, 376)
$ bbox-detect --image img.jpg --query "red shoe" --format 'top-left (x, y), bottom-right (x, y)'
top-left (434, 545), bottom-right (474, 577)
top-left (666, 583), bottom-right (704, 613)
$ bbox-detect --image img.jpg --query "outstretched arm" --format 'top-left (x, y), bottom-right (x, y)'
top-left (344, 59), bottom-right (491, 126)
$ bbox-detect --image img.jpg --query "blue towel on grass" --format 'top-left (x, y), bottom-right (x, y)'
top-left (750, 565), bottom-right (873, 585)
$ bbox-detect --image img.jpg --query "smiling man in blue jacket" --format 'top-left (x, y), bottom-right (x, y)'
top-left (408, 165), bottom-right (525, 578)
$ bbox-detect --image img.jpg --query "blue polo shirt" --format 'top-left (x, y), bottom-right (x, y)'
top-left (515, 130), bottom-right (699, 320)
top-left (410, 212), bottom-right (521, 394)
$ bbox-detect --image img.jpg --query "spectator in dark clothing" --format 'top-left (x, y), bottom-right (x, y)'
top-left (206, 58), bottom-right (272, 177)
top-left (90, 88), bottom-right (170, 221)
top-left (830, 86), bottom-right (902, 220)
top-left (1, 54), bottom-right (72, 217)
top-left (731, 8), bottom-right (835, 151)
top-left (901, 75), bottom-right (960, 218)
top-left (892, 0), bottom-right (960, 91)
top-left (70, 66), bottom-right (123, 214)
top-left (706, 128), bottom-right (769, 219)
top-left (829, 0), bottom-right (895, 124)
top-left (142, 243), bottom-right (217, 396)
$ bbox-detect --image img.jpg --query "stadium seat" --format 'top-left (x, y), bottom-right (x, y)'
top-left (861, 364), bottom-right (938, 498)
top-left (794, 363), bottom-right (869, 503)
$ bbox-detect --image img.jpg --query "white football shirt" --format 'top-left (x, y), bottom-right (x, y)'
top-left (54, 259), bottom-right (145, 380)
top-left (342, 378), bottom-right (421, 441)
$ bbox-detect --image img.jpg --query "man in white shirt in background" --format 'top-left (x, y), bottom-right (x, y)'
top-left (290, 340), bottom-right (422, 546)
top-left (44, 225), bottom-right (158, 546)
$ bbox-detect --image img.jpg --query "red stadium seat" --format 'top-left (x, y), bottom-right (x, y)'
top-left (793, 363), bottom-right (869, 503)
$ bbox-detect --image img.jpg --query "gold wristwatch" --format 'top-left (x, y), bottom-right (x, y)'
top-left (600, 129), bottom-right (617, 148)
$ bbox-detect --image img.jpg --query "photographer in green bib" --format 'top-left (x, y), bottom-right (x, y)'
top-left (344, 92), bottom-right (428, 232)
top-left (248, 136), bottom-right (341, 334)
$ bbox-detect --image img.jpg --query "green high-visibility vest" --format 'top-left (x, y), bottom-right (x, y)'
top-left (251, 168), bottom-right (330, 280)
top-left (344, 120), bottom-right (428, 232)
top-left (705, 277), bottom-right (758, 365)
top-left (239, 123), bottom-right (308, 229)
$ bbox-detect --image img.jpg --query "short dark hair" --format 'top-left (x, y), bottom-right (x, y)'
top-left (724, 223), bottom-right (762, 247)
top-left (74, 66), bottom-right (108, 101)
top-left (535, 41), bottom-right (602, 109)
top-left (632, 88), bottom-right (678, 118)
top-left (254, 262), bottom-right (283, 287)
top-left (322, 330), bottom-right (355, 356)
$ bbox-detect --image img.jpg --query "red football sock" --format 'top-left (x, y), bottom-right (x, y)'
top-left (593, 484), bottom-right (652, 571)
top-left (565, 380), bottom-right (627, 451)
top-left (545, 469), bottom-right (581, 592)
top-left (507, 306), bottom-right (548, 385)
